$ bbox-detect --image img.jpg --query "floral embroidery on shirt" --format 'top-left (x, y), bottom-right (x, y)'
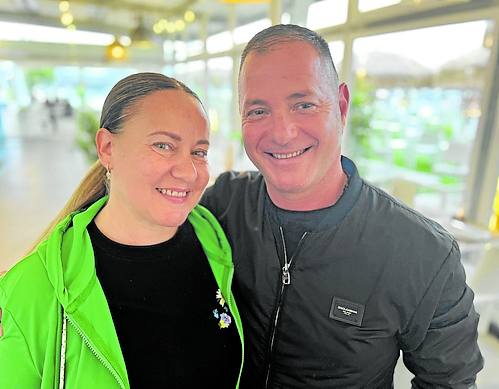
top-left (219, 313), bottom-right (232, 329)
top-left (213, 288), bottom-right (232, 329)
top-left (216, 289), bottom-right (226, 307)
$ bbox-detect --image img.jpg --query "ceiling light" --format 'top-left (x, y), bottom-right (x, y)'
top-left (166, 22), bottom-right (176, 34)
top-left (153, 23), bottom-right (162, 34)
top-left (184, 10), bottom-right (196, 23)
top-left (106, 38), bottom-right (128, 61)
top-left (59, 1), bottom-right (70, 13)
top-left (175, 19), bottom-right (186, 32)
top-left (60, 12), bottom-right (74, 26)
top-left (119, 36), bottom-right (131, 46)
top-left (159, 19), bottom-right (168, 29)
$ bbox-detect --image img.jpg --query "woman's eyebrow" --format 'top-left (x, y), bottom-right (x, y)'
top-left (148, 131), bottom-right (209, 146)
top-left (148, 131), bottom-right (181, 141)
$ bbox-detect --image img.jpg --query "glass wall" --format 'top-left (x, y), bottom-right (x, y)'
top-left (346, 20), bottom-right (492, 217)
top-left (206, 56), bottom-right (235, 177)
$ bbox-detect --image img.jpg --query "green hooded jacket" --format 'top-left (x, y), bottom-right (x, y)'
top-left (0, 197), bottom-right (244, 388)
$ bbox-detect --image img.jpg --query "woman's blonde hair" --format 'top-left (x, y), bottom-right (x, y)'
top-left (27, 72), bottom-right (203, 253)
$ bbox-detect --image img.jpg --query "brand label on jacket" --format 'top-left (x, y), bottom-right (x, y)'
top-left (329, 297), bottom-right (364, 326)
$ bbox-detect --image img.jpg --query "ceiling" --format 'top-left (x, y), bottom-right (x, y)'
top-left (0, 0), bottom-right (290, 42)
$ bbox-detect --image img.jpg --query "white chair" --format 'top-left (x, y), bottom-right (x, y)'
top-left (468, 242), bottom-right (499, 334)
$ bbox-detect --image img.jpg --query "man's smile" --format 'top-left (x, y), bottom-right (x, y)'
top-left (265, 146), bottom-right (312, 160)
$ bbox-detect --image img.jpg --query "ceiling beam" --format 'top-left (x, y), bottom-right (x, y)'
top-left (0, 9), bottom-right (129, 35)
top-left (46, 0), bottom-right (199, 17)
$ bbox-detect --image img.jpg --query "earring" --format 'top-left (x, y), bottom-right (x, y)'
top-left (106, 165), bottom-right (111, 181)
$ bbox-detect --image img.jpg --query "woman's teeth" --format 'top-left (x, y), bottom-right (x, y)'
top-left (156, 188), bottom-right (188, 197)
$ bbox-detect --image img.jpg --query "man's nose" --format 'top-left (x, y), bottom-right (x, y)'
top-left (270, 111), bottom-right (298, 145)
top-left (171, 153), bottom-right (198, 182)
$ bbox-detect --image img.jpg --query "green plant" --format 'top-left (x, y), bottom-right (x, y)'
top-left (76, 110), bottom-right (99, 162)
top-left (393, 149), bottom-right (407, 168)
top-left (415, 154), bottom-right (433, 173)
top-left (25, 68), bottom-right (55, 91)
top-left (348, 76), bottom-right (375, 159)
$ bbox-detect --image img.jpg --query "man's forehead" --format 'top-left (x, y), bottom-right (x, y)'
top-left (241, 44), bottom-right (322, 81)
top-left (244, 40), bottom-right (319, 63)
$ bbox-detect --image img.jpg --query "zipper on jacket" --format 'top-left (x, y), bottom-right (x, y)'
top-left (66, 314), bottom-right (126, 389)
top-left (226, 288), bottom-right (245, 388)
top-left (264, 227), bottom-right (308, 388)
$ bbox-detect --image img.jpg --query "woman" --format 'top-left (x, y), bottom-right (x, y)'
top-left (0, 73), bottom-right (244, 388)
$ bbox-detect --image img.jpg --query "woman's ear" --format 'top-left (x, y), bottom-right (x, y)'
top-left (95, 128), bottom-right (113, 169)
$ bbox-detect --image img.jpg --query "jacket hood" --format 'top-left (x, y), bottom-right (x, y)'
top-left (40, 196), bottom-right (108, 312)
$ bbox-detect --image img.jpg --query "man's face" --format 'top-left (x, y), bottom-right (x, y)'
top-left (239, 40), bottom-right (349, 209)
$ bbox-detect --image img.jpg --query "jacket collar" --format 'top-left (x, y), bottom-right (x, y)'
top-left (188, 204), bottom-right (234, 301)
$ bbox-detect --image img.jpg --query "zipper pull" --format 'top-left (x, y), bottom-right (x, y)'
top-left (282, 265), bottom-right (291, 285)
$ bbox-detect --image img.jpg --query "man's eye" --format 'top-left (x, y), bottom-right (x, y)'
top-left (296, 102), bottom-right (315, 110)
top-left (247, 108), bottom-right (267, 118)
top-left (193, 150), bottom-right (208, 159)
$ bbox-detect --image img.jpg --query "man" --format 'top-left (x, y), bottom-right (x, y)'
top-left (202, 24), bottom-right (483, 388)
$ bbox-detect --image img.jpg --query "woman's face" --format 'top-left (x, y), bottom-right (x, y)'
top-left (101, 89), bottom-right (210, 231)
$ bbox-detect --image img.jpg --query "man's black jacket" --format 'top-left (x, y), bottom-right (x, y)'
top-left (201, 157), bottom-right (483, 388)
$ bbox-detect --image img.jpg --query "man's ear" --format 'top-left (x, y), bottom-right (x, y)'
top-left (338, 83), bottom-right (350, 127)
top-left (95, 128), bottom-right (113, 169)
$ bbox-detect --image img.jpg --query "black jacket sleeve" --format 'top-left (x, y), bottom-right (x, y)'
top-left (400, 240), bottom-right (483, 388)
top-left (201, 171), bottom-right (237, 219)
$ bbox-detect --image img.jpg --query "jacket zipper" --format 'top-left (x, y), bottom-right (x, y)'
top-left (66, 314), bottom-right (126, 389)
top-left (226, 287), bottom-right (245, 388)
top-left (264, 227), bottom-right (308, 388)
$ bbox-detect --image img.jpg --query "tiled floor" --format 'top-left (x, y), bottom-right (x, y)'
top-left (0, 125), bottom-right (89, 269)
top-left (1, 129), bottom-right (498, 387)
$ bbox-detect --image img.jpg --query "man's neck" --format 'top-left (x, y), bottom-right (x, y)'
top-left (267, 169), bottom-right (348, 212)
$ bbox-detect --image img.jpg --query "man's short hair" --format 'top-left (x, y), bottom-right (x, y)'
top-left (239, 24), bottom-right (339, 88)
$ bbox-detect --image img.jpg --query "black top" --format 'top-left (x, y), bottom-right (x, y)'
top-left (88, 220), bottom-right (241, 388)
top-left (266, 159), bottom-right (353, 257)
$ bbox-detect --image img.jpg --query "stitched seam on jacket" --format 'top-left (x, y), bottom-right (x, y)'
top-left (399, 240), bottom-right (458, 347)
top-left (365, 182), bottom-right (455, 241)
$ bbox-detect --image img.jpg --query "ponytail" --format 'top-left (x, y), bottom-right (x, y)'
top-left (26, 161), bottom-right (107, 254)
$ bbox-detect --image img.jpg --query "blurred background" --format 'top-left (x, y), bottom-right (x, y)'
top-left (0, 0), bottom-right (498, 386)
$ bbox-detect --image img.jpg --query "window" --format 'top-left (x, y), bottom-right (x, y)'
top-left (348, 21), bottom-right (492, 218)
top-left (358, 0), bottom-right (400, 13)
top-left (307, 0), bottom-right (348, 30)
top-left (328, 41), bottom-right (345, 78)
top-left (206, 57), bottom-right (235, 176)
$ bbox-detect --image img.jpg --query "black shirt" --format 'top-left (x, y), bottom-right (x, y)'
top-left (88, 220), bottom-right (241, 388)
top-left (266, 166), bottom-right (352, 258)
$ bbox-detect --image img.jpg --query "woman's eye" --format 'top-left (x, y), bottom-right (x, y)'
top-left (153, 142), bottom-right (172, 151)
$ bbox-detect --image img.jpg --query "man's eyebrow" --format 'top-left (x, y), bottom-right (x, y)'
top-left (287, 91), bottom-right (312, 100)
top-left (196, 139), bottom-right (210, 146)
top-left (243, 99), bottom-right (268, 108)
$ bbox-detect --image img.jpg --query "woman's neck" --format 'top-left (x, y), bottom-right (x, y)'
top-left (94, 201), bottom-right (178, 246)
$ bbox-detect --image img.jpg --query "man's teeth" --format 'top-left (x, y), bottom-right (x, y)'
top-left (271, 149), bottom-right (305, 159)
top-left (156, 188), bottom-right (188, 197)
